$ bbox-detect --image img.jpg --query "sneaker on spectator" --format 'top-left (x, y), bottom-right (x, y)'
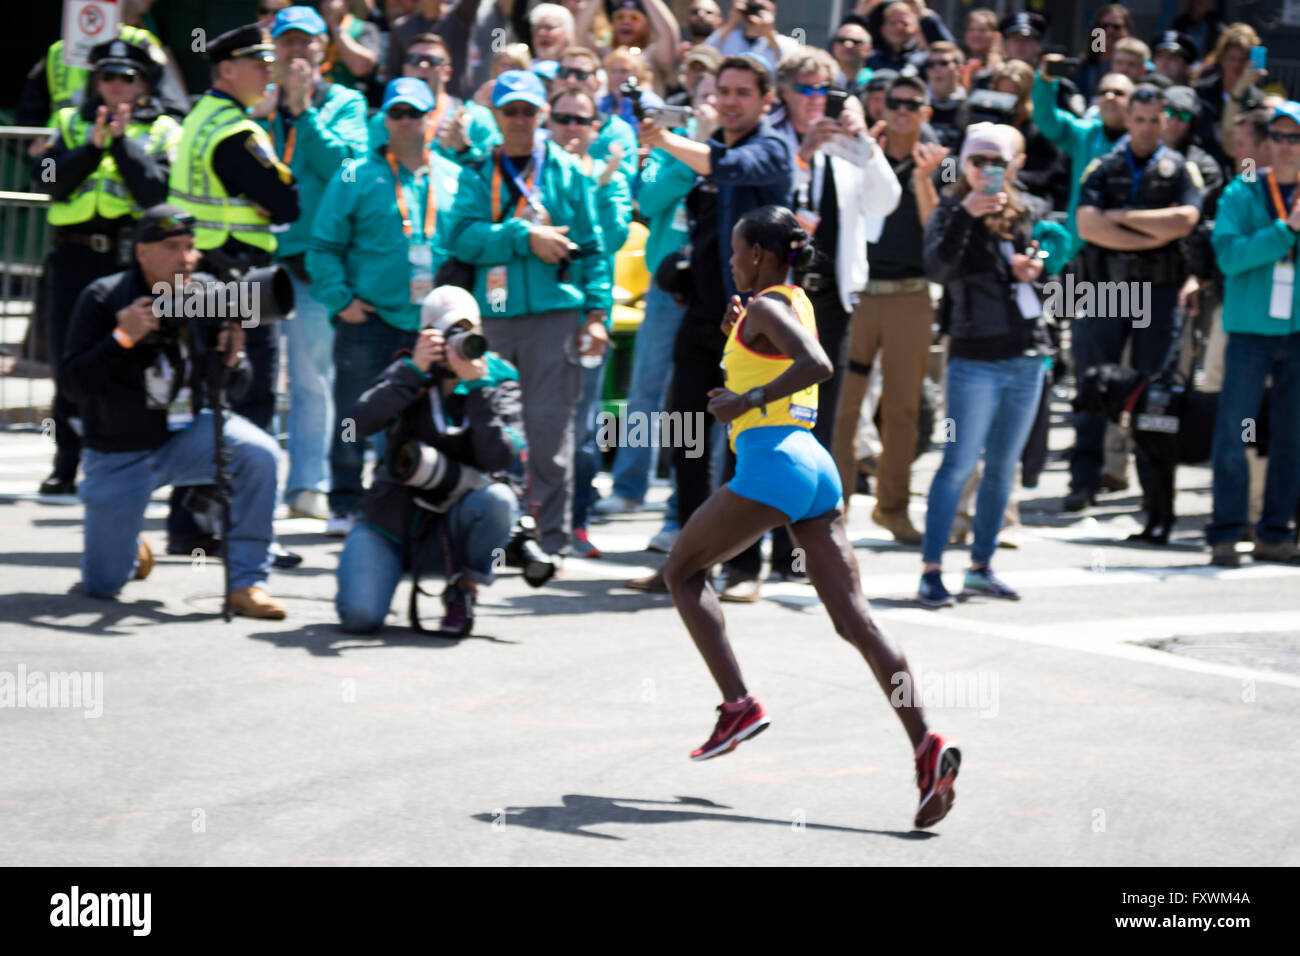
top-left (1252, 539), bottom-right (1300, 565)
top-left (325, 512), bottom-right (355, 538)
top-left (288, 489), bottom-right (329, 519)
top-left (572, 527), bottom-right (602, 558)
top-left (593, 493), bottom-right (642, 516)
top-left (647, 525), bottom-right (679, 553)
top-left (440, 575), bottom-right (476, 636)
top-left (1209, 542), bottom-right (1241, 568)
top-left (963, 565), bottom-right (1020, 600)
top-left (917, 570), bottom-right (955, 608)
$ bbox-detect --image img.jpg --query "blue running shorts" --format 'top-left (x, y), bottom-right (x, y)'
top-left (729, 425), bottom-right (843, 523)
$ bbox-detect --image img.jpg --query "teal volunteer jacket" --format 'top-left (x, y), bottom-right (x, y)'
top-left (442, 140), bottom-right (611, 319)
top-left (1212, 173), bottom-right (1300, 336)
top-left (257, 81), bottom-right (369, 259)
top-left (307, 146), bottom-right (465, 331)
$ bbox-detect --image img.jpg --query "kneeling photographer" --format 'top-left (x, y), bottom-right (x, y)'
top-left (60, 206), bottom-right (287, 619)
top-left (335, 288), bottom-right (525, 636)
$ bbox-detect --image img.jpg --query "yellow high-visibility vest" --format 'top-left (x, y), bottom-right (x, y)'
top-left (168, 93), bottom-right (278, 253)
top-left (47, 107), bottom-right (180, 226)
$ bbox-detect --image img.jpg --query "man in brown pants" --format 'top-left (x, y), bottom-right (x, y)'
top-left (831, 75), bottom-right (945, 543)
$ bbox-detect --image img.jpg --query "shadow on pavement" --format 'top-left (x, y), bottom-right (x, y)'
top-left (0, 552), bottom-right (81, 569)
top-left (0, 591), bottom-right (212, 634)
top-left (500, 577), bottom-right (676, 615)
top-left (470, 794), bottom-right (933, 842)
top-left (244, 620), bottom-right (520, 657)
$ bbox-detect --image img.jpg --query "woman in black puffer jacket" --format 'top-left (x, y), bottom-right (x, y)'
top-left (917, 123), bottom-right (1053, 608)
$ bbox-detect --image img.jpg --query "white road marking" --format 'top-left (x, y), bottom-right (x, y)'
top-left (877, 607), bottom-right (1300, 689)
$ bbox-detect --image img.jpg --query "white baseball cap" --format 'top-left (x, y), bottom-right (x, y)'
top-left (420, 285), bottom-right (481, 333)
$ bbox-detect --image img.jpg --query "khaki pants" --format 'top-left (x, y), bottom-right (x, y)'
top-left (832, 288), bottom-right (933, 513)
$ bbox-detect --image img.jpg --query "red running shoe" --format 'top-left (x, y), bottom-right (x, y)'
top-left (913, 731), bottom-right (961, 828)
top-left (690, 697), bottom-right (770, 761)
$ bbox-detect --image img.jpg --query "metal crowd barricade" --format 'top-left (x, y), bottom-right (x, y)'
top-left (0, 126), bottom-right (54, 430)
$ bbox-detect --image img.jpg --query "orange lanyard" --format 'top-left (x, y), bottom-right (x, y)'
top-left (423, 93), bottom-right (451, 150)
top-left (1265, 168), bottom-right (1300, 219)
top-left (387, 150), bottom-right (436, 240)
top-left (321, 13), bottom-right (353, 77)
top-left (491, 149), bottom-right (538, 222)
top-left (277, 124), bottom-right (296, 164)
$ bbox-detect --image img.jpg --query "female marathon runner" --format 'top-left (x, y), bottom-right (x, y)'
top-left (660, 206), bottom-right (961, 828)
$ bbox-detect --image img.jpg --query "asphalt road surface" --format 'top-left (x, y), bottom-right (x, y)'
top-left (1, 402), bottom-right (1297, 865)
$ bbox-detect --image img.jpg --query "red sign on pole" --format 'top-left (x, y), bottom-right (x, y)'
top-left (62, 0), bottom-right (121, 68)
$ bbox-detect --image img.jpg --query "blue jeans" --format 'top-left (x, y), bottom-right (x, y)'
top-left (572, 349), bottom-right (609, 529)
top-left (1069, 282), bottom-right (1179, 490)
top-left (923, 355), bottom-right (1046, 566)
top-left (1207, 331), bottom-right (1300, 545)
top-left (329, 313), bottom-right (417, 514)
top-left (609, 278), bottom-right (685, 503)
top-left (335, 482), bottom-right (519, 633)
top-left (282, 271), bottom-right (335, 497)
top-left (79, 411), bottom-right (280, 596)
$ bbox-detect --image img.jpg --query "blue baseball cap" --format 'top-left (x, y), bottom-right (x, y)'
top-left (492, 70), bottom-right (547, 109)
top-left (1272, 101), bottom-right (1300, 127)
top-left (272, 6), bottom-right (327, 38)
top-left (532, 59), bottom-right (559, 82)
top-left (382, 77), bottom-right (435, 112)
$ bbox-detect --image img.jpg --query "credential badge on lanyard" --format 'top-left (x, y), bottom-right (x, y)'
top-left (1266, 169), bottom-right (1298, 320)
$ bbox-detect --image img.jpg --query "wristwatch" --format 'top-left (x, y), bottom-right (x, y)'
top-left (744, 386), bottom-right (767, 416)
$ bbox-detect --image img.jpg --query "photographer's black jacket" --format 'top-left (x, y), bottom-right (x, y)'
top-left (924, 192), bottom-right (1054, 363)
top-left (351, 355), bottom-right (524, 557)
top-left (60, 265), bottom-right (249, 452)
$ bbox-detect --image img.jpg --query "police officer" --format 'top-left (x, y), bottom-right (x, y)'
top-left (166, 24), bottom-right (300, 555)
top-left (1068, 85), bottom-right (1204, 513)
top-left (18, 22), bottom-right (183, 127)
top-left (985, 13), bottom-right (1085, 118)
top-left (36, 38), bottom-right (181, 496)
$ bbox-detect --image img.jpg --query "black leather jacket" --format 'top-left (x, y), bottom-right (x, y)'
top-left (924, 192), bottom-right (1053, 362)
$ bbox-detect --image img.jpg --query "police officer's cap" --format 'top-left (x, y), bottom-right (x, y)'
top-left (208, 25), bottom-right (276, 64)
top-left (1152, 31), bottom-right (1198, 63)
top-left (90, 38), bottom-right (152, 77)
top-left (1164, 86), bottom-right (1200, 117)
top-left (998, 13), bottom-right (1047, 41)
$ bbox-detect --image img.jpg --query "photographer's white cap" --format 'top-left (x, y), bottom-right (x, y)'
top-left (420, 286), bottom-right (481, 333)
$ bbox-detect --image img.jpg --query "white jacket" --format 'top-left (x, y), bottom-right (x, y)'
top-left (769, 115), bottom-right (903, 312)
top-left (820, 140), bottom-right (902, 312)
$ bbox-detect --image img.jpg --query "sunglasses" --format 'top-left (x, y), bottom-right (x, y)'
top-left (793, 83), bottom-right (831, 97)
top-left (500, 104), bottom-right (539, 118)
top-left (407, 53), bottom-right (446, 68)
top-left (885, 96), bottom-right (924, 111)
top-left (557, 66), bottom-right (594, 81)
top-left (1165, 107), bottom-right (1194, 122)
top-left (97, 71), bottom-right (139, 84)
top-left (834, 36), bottom-right (865, 46)
top-left (387, 105), bottom-right (428, 120)
top-left (927, 58), bottom-right (956, 68)
top-left (1130, 88), bottom-right (1163, 104)
top-left (967, 155), bottom-right (1006, 169)
top-left (1270, 131), bottom-right (1300, 144)
top-left (156, 213), bottom-right (197, 231)
top-left (551, 112), bottom-right (595, 126)
top-left (1101, 21), bottom-right (1126, 30)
